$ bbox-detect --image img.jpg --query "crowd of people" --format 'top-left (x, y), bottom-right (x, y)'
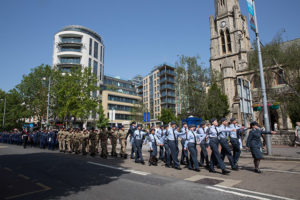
top-left (0, 117), bottom-right (276, 175)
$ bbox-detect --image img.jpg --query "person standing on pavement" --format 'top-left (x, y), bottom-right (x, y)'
top-left (126, 122), bottom-right (137, 159)
top-left (229, 118), bottom-right (245, 167)
top-left (246, 121), bottom-right (276, 173)
top-left (219, 118), bottom-right (238, 170)
top-left (148, 128), bottom-right (161, 166)
top-left (184, 124), bottom-right (201, 172)
top-left (207, 118), bottom-right (231, 175)
top-left (133, 124), bottom-right (148, 164)
top-left (99, 127), bottom-right (108, 158)
top-left (22, 128), bottom-right (29, 149)
top-left (180, 122), bottom-right (189, 166)
top-left (155, 125), bottom-right (164, 161)
top-left (118, 125), bottom-right (127, 158)
top-left (109, 126), bottom-right (118, 157)
top-left (198, 122), bottom-right (209, 168)
top-left (89, 128), bottom-right (97, 156)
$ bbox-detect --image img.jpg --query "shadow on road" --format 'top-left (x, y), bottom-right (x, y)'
top-left (0, 151), bottom-right (128, 200)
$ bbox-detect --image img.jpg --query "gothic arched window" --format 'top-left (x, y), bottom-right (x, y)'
top-left (220, 30), bottom-right (226, 54)
top-left (226, 29), bottom-right (232, 52)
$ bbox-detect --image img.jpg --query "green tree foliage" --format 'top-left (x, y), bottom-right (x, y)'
top-left (204, 82), bottom-right (230, 120)
top-left (51, 66), bottom-right (99, 127)
top-left (131, 100), bottom-right (147, 124)
top-left (175, 55), bottom-right (209, 119)
top-left (248, 33), bottom-right (300, 125)
top-left (16, 64), bottom-right (52, 125)
top-left (96, 103), bottom-right (109, 128)
top-left (158, 108), bottom-right (178, 124)
top-left (0, 89), bottom-right (28, 131)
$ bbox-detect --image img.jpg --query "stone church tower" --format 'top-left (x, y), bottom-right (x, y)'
top-left (210, 0), bottom-right (252, 122)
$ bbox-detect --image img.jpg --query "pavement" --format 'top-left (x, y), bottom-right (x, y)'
top-left (0, 143), bottom-right (300, 200)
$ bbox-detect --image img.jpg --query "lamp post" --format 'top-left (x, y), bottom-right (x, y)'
top-left (1, 97), bottom-right (6, 129)
top-left (43, 77), bottom-right (51, 130)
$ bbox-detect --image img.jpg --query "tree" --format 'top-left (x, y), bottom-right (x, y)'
top-left (96, 103), bottom-right (109, 128)
top-left (204, 82), bottom-right (230, 120)
top-left (175, 55), bottom-right (209, 119)
top-left (131, 100), bottom-right (146, 124)
top-left (158, 108), bottom-right (178, 124)
top-left (248, 33), bottom-right (300, 126)
top-left (16, 64), bottom-right (52, 127)
top-left (51, 66), bottom-right (99, 127)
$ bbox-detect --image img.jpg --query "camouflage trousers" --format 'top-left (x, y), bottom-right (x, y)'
top-left (111, 138), bottom-right (117, 155)
top-left (73, 140), bottom-right (80, 154)
top-left (89, 140), bottom-right (97, 155)
top-left (120, 139), bottom-right (127, 155)
top-left (100, 140), bottom-right (108, 156)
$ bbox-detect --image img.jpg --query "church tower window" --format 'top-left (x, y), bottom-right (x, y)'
top-left (220, 30), bottom-right (226, 54)
top-left (226, 29), bottom-right (232, 52)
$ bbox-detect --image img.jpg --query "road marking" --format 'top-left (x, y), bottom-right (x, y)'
top-left (206, 186), bottom-right (270, 200)
top-left (260, 169), bottom-right (300, 175)
top-left (5, 183), bottom-right (51, 200)
top-left (185, 175), bottom-right (241, 187)
top-left (18, 174), bottom-right (30, 180)
top-left (0, 145), bottom-right (8, 148)
top-left (88, 161), bottom-right (150, 176)
top-left (215, 185), bottom-right (294, 200)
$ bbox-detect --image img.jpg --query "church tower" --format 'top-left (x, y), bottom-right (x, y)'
top-left (210, 0), bottom-right (251, 119)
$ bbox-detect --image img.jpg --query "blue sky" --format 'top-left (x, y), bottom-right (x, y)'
top-left (0, 0), bottom-right (299, 91)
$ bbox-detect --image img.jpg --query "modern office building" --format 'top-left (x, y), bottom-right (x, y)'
top-left (101, 76), bottom-right (142, 127)
top-left (141, 64), bottom-right (176, 125)
top-left (52, 25), bottom-right (104, 92)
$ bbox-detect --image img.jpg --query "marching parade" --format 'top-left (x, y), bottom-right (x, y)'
top-left (0, 118), bottom-right (275, 175)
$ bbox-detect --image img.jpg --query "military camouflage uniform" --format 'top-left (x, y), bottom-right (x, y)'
top-left (89, 130), bottom-right (97, 156)
top-left (73, 131), bottom-right (81, 154)
top-left (81, 131), bottom-right (89, 155)
top-left (118, 128), bottom-right (127, 158)
top-left (109, 128), bottom-right (118, 156)
top-left (100, 128), bottom-right (108, 158)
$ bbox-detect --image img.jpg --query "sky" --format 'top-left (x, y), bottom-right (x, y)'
top-left (0, 0), bottom-right (299, 92)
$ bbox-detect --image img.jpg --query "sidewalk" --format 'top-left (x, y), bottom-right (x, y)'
top-left (240, 145), bottom-right (300, 161)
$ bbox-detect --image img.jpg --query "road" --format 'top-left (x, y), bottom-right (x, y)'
top-left (0, 144), bottom-right (299, 200)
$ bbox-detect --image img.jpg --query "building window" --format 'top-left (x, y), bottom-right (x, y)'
top-left (60, 57), bottom-right (80, 64)
top-left (60, 46), bottom-right (81, 52)
top-left (100, 64), bottom-right (102, 80)
top-left (100, 46), bottom-right (103, 62)
top-left (94, 41), bottom-right (98, 58)
top-left (89, 38), bottom-right (92, 55)
top-left (220, 30), bottom-right (226, 54)
top-left (93, 61), bottom-right (98, 76)
top-left (88, 58), bottom-right (91, 67)
top-left (226, 29), bottom-right (232, 52)
top-left (277, 70), bottom-right (285, 85)
top-left (108, 95), bottom-right (138, 104)
top-left (108, 104), bottom-right (133, 112)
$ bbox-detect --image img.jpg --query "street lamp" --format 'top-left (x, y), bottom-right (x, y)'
top-left (42, 77), bottom-right (51, 130)
top-left (0, 97), bottom-right (6, 129)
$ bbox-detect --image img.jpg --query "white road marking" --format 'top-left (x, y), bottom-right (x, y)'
top-left (206, 186), bottom-right (270, 200)
top-left (185, 175), bottom-right (241, 187)
top-left (87, 161), bottom-right (150, 176)
top-left (260, 169), bottom-right (300, 175)
top-left (215, 185), bottom-right (295, 200)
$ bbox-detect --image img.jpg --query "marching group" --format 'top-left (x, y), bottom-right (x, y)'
top-left (0, 117), bottom-right (275, 175)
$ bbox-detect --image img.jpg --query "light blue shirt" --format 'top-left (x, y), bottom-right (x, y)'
top-left (155, 128), bottom-right (163, 139)
top-left (179, 127), bottom-right (189, 140)
top-left (229, 124), bottom-right (241, 138)
top-left (133, 129), bottom-right (147, 140)
top-left (207, 125), bottom-right (220, 138)
top-left (162, 127), bottom-right (185, 141)
top-left (197, 127), bottom-right (207, 143)
top-left (148, 134), bottom-right (161, 150)
top-left (218, 124), bottom-right (235, 139)
top-left (184, 130), bottom-right (201, 148)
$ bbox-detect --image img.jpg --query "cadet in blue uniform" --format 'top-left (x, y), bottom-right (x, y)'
top-left (229, 118), bottom-right (245, 167)
top-left (180, 122), bottom-right (189, 165)
top-left (219, 118), bottom-right (238, 170)
top-left (207, 118), bottom-right (231, 175)
top-left (184, 124), bottom-right (201, 171)
top-left (133, 124), bottom-right (148, 164)
top-left (162, 124), bottom-right (171, 167)
top-left (126, 122), bottom-right (137, 159)
top-left (246, 121), bottom-right (276, 173)
top-left (155, 125), bottom-right (164, 161)
top-left (148, 129), bottom-right (161, 166)
top-left (163, 122), bottom-right (185, 170)
top-left (198, 122), bottom-right (209, 168)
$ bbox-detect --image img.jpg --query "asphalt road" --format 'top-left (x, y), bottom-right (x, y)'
top-left (0, 144), bottom-right (299, 200)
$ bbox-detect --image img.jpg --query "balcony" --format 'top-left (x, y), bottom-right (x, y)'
top-left (161, 99), bottom-right (175, 104)
top-left (161, 91), bottom-right (175, 97)
top-left (58, 38), bottom-right (82, 47)
top-left (159, 69), bottom-right (176, 76)
top-left (160, 84), bottom-right (175, 91)
top-left (160, 77), bottom-right (175, 83)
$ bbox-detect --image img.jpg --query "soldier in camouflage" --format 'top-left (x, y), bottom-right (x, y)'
top-left (118, 125), bottom-right (127, 158)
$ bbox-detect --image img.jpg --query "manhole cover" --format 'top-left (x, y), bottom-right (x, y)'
top-left (195, 178), bottom-right (224, 185)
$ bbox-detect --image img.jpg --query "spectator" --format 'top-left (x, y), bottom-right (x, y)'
top-left (295, 122), bottom-right (300, 147)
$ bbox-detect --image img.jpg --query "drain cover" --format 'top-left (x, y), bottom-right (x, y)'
top-left (195, 178), bottom-right (224, 185)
